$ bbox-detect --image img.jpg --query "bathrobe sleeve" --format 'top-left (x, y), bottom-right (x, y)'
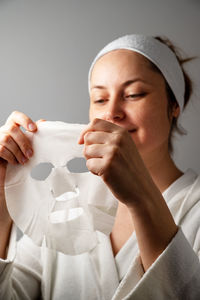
top-left (0, 224), bottom-right (42, 300)
top-left (112, 228), bottom-right (200, 300)
top-left (126, 228), bottom-right (200, 300)
top-left (113, 205), bottom-right (200, 300)
top-left (112, 173), bottom-right (200, 300)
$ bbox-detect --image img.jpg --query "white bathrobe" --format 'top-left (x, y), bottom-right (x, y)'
top-left (1, 169), bottom-right (200, 299)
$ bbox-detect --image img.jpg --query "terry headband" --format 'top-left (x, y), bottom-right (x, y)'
top-left (88, 34), bottom-right (185, 112)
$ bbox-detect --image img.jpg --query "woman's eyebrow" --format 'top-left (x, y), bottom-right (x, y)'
top-left (123, 79), bottom-right (148, 87)
top-left (91, 85), bottom-right (106, 90)
top-left (91, 78), bottom-right (149, 90)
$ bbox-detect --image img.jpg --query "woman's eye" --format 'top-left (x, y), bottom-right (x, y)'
top-left (94, 99), bottom-right (107, 104)
top-left (125, 93), bottom-right (145, 99)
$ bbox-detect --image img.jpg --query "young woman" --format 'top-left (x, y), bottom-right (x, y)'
top-left (0, 34), bottom-right (200, 299)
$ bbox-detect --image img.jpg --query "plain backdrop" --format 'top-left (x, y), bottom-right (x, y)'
top-left (0, 0), bottom-right (200, 173)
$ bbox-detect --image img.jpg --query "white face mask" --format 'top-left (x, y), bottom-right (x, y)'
top-left (5, 121), bottom-right (118, 255)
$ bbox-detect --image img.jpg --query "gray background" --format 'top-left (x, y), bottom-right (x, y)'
top-left (0, 0), bottom-right (200, 173)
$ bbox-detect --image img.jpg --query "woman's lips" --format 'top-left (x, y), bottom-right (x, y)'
top-left (128, 129), bottom-right (137, 133)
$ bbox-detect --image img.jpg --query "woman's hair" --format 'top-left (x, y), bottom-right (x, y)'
top-left (152, 36), bottom-right (194, 152)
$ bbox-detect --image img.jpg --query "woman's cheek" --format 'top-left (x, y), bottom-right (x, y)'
top-left (129, 113), bottom-right (162, 149)
top-left (139, 118), bottom-right (170, 151)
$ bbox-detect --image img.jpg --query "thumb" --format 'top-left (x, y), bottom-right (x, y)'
top-left (78, 122), bottom-right (93, 145)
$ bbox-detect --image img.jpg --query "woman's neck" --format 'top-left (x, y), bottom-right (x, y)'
top-left (142, 145), bottom-right (183, 193)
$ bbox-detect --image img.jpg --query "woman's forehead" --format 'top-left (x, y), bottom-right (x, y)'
top-left (90, 49), bottom-right (162, 87)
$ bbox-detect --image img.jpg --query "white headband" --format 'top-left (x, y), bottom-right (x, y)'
top-left (88, 34), bottom-right (185, 112)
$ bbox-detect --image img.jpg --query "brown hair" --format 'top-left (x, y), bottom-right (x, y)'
top-left (152, 36), bottom-right (194, 152)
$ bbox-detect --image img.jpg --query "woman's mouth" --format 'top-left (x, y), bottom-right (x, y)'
top-left (128, 129), bottom-right (137, 133)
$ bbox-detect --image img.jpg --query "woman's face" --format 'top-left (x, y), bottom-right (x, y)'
top-left (89, 50), bottom-right (178, 158)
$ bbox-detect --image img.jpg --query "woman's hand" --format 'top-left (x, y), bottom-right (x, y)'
top-left (79, 118), bottom-right (178, 270)
top-left (79, 118), bottom-right (154, 207)
top-left (0, 110), bottom-right (37, 169)
top-left (0, 111), bottom-right (38, 258)
top-left (0, 110), bottom-right (38, 189)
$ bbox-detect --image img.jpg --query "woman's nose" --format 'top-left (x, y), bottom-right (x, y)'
top-left (103, 100), bottom-right (125, 122)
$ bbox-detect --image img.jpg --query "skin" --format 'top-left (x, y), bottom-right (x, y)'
top-left (79, 50), bottom-right (181, 269)
top-left (0, 112), bottom-right (43, 258)
top-left (0, 50), bottom-right (180, 271)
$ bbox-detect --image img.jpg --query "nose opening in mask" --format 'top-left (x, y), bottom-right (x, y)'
top-left (55, 186), bottom-right (80, 201)
top-left (31, 162), bottom-right (54, 181)
top-left (49, 187), bottom-right (81, 224)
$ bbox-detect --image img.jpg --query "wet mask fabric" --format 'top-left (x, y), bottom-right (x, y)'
top-left (5, 121), bottom-right (118, 255)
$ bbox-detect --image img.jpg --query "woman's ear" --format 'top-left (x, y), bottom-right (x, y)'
top-left (172, 104), bottom-right (180, 118)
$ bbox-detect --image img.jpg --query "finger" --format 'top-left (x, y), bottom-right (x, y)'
top-left (2, 124), bottom-right (33, 159)
top-left (84, 131), bottom-right (109, 145)
top-left (0, 133), bottom-right (28, 164)
top-left (0, 145), bottom-right (18, 165)
top-left (84, 144), bottom-right (106, 159)
top-left (86, 157), bottom-right (105, 176)
top-left (78, 122), bottom-right (92, 145)
top-left (6, 111), bottom-right (37, 132)
top-left (78, 118), bottom-right (119, 144)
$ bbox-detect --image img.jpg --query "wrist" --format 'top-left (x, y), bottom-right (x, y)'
top-left (127, 187), bottom-right (176, 231)
top-left (0, 196), bottom-right (12, 225)
top-left (127, 189), bottom-right (177, 271)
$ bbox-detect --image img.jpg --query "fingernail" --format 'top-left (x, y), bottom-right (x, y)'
top-left (77, 136), bottom-right (81, 144)
top-left (21, 156), bottom-right (28, 164)
top-left (78, 137), bottom-right (84, 144)
top-left (26, 149), bottom-right (33, 158)
top-left (28, 123), bottom-right (36, 131)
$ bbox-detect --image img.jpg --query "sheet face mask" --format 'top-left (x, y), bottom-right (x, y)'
top-left (5, 121), bottom-right (118, 255)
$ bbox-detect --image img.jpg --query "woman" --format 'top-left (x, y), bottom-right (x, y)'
top-left (0, 34), bottom-right (200, 299)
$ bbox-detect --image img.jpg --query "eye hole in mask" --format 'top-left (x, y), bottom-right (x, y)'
top-left (31, 162), bottom-right (54, 181)
top-left (66, 157), bottom-right (88, 173)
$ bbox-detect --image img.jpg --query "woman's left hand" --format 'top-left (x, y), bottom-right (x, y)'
top-left (79, 118), bottom-right (178, 271)
top-left (78, 118), bottom-right (154, 207)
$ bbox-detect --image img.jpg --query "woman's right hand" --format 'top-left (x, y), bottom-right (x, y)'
top-left (0, 111), bottom-right (37, 222)
top-left (0, 111), bottom-right (38, 258)
top-left (0, 111), bottom-right (37, 187)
